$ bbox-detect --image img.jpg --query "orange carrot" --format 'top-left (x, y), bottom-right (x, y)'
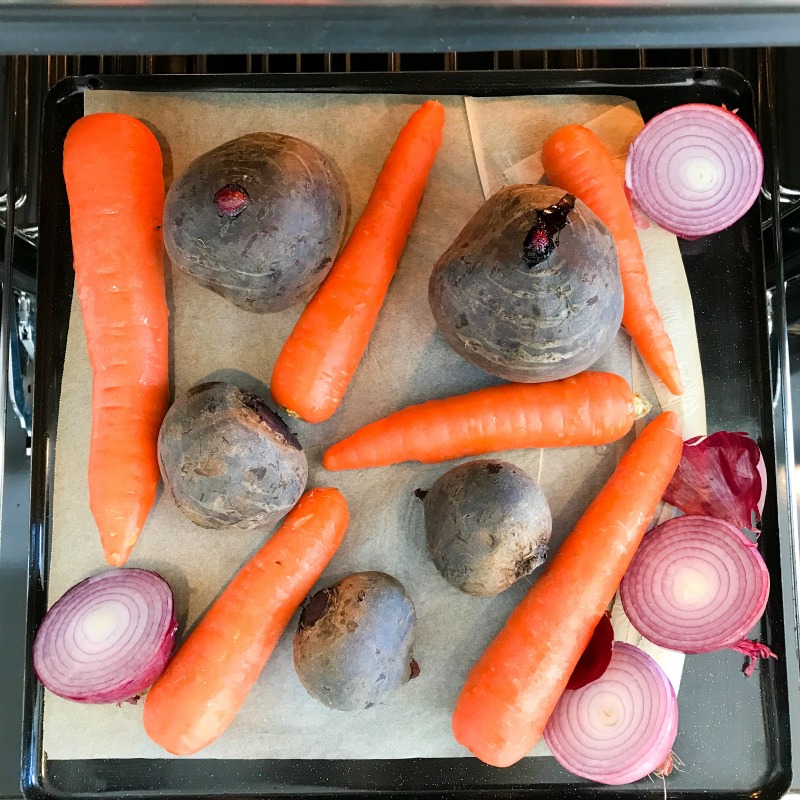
top-left (63, 113), bottom-right (169, 566)
top-left (541, 125), bottom-right (684, 396)
top-left (143, 488), bottom-right (349, 756)
top-left (270, 100), bottom-right (445, 423)
top-left (452, 411), bottom-right (682, 768)
top-left (323, 371), bottom-right (641, 471)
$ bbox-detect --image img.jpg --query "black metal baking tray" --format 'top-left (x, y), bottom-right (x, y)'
top-left (23, 68), bottom-right (791, 800)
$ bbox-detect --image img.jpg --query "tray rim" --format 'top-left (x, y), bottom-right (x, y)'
top-left (23, 68), bottom-right (793, 800)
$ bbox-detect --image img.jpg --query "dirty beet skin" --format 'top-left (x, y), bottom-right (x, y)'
top-left (157, 380), bottom-right (308, 529)
top-left (429, 184), bottom-right (623, 382)
top-left (163, 132), bottom-right (347, 313)
top-left (422, 458), bottom-right (552, 596)
top-left (293, 572), bottom-right (417, 711)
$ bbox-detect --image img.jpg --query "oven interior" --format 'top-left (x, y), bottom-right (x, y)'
top-left (2, 46), bottom-right (799, 796)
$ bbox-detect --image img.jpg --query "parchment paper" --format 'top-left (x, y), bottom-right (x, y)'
top-left (44, 91), bottom-right (705, 761)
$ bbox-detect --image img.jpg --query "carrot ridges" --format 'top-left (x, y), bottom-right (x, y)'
top-left (63, 113), bottom-right (169, 566)
top-left (323, 371), bottom-right (636, 471)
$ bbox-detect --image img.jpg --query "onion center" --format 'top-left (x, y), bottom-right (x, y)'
top-left (680, 156), bottom-right (720, 192)
top-left (673, 563), bottom-right (716, 607)
top-left (82, 606), bottom-right (124, 643)
top-left (588, 691), bottom-right (624, 730)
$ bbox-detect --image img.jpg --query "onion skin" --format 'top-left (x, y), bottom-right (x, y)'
top-left (544, 643), bottom-right (678, 785)
top-left (663, 431), bottom-right (764, 530)
top-left (566, 612), bottom-right (613, 691)
top-left (33, 569), bottom-right (177, 704)
top-left (620, 515), bottom-right (770, 654)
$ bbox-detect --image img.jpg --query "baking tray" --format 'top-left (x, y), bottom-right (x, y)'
top-left (23, 69), bottom-right (791, 800)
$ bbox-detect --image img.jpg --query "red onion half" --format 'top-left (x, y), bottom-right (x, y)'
top-left (544, 643), bottom-right (678, 785)
top-left (33, 568), bottom-right (177, 704)
top-left (625, 104), bottom-right (763, 239)
top-left (619, 515), bottom-right (770, 655)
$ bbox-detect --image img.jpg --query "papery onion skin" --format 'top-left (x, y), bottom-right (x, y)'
top-left (731, 638), bottom-right (777, 677)
top-left (544, 643), bottom-right (678, 785)
top-left (33, 568), bottom-right (177, 704)
top-left (625, 104), bottom-right (763, 239)
top-left (756, 451), bottom-right (767, 518)
top-left (663, 431), bottom-right (765, 530)
top-left (619, 515), bottom-right (770, 654)
top-left (566, 611), bottom-right (613, 691)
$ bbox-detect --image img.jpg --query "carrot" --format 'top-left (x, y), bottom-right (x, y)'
top-left (541, 124), bottom-right (684, 396)
top-left (323, 371), bottom-right (642, 471)
top-left (143, 488), bottom-right (349, 756)
top-left (451, 411), bottom-right (682, 768)
top-left (63, 113), bottom-right (169, 566)
top-left (270, 100), bottom-right (446, 424)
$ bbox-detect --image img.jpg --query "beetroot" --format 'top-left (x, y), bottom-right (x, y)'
top-left (429, 185), bottom-right (623, 383)
top-left (164, 133), bottom-right (347, 313)
top-left (158, 381), bottom-right (308, 530)
top-left (293, 572), bottom-right (417, 711)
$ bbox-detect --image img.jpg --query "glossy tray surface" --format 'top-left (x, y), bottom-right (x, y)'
top-left (24, 69), bottom-right (791, 800)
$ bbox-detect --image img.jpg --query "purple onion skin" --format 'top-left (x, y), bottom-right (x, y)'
top-left (663, 431), bottom-right (764, 531)
top-left (33, 569), bottom-right (178, 704)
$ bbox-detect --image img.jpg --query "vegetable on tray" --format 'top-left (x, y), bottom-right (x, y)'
top-left (451, 411), bottom-right (682, 768)
top-left (63, 112), bottom-right (170, 566)
top-left (293, 572), bottom-right (417, 711)
top-left (157, 381), bottom-right (308, 530)
top-left (544, 643), bottom-right (678, 785)
top-left (541, 124), bottom-right (684, 397)
top-left (429, 185), bottom-right (623, 383)
top-left (625, 104), bottom-right (764, 240)
top-left (271, 100), bottom-right (446, 424)
top-left (566, 611), bottom-right (613, 691)
top-left (33, 569), bottom-right (177, 704)
top-left (619, 514), bottom-right (775, 675)
top-left (163, 132), bottom-right (347, 313)
top-left (143, 488), bottom-right (349, 755)
top-left (420, 459), bottom-right (552, 596)
top-left (323, 370), bottom-right (644, 471)
top-left (663, 430), bottom-right (766, 530)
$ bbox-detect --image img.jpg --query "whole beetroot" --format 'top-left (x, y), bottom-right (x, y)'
top-left (429, 185), bottom-right (623, 382)
top-left (164, 132), bottom-right (347, 313)
top-left (158, 380), bottom-right (307, 529)
top-left (293, 572), bottom-right (417, 711)
top-left (421, 459), bottom-right (552, 595)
